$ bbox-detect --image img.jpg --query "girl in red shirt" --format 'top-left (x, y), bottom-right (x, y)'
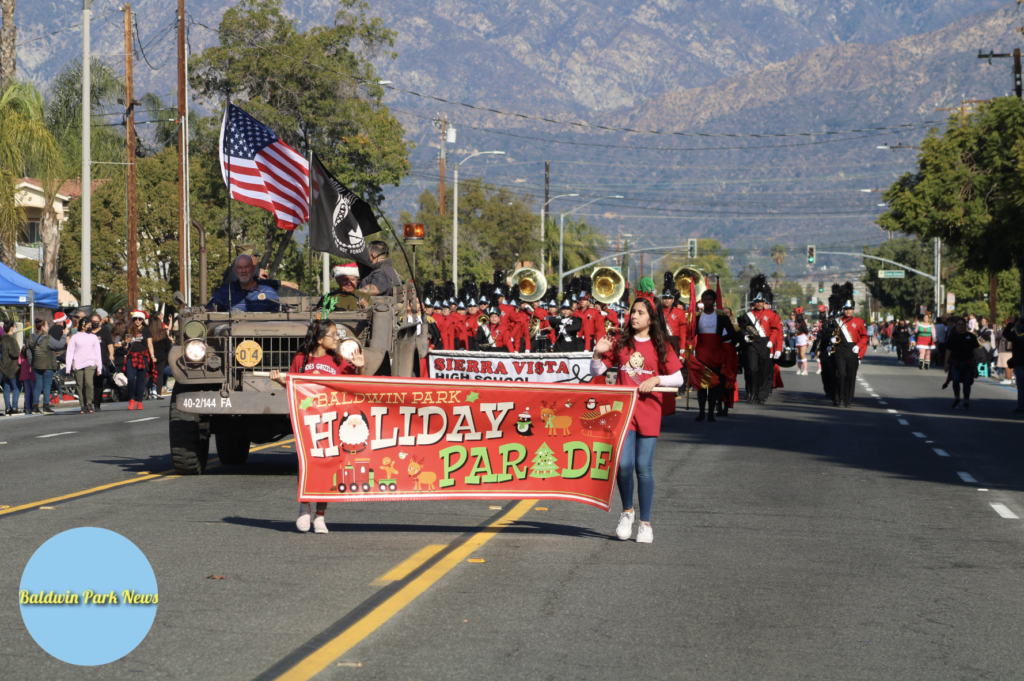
top-left (591, 297), bottom-right (682, 544)
top-left (271, 319), bottom-right (364, 534)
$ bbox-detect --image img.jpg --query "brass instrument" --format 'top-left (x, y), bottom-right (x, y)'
top-left (672, 266), bottom-right (708, 306)
top-left (592, 266), bottom-right (625, 304)
top-left (509, 267), bottom-right (547, 302)
top-left (529, 318), bottom-right (542, 338)
top-left (477, 314), bottom-right (489, 326)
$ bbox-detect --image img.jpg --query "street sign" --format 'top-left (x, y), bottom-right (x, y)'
top-left (790, 297), bottom-right (798, 305)
top-left (946, 292), bottom-right (955, 305)
top-left (879, 270), bottom-right (905, 278)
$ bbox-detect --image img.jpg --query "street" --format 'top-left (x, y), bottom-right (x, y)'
top-left (3, 354), bottom-right (1024, 680)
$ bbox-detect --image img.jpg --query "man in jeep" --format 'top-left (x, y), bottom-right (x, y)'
top-left (207, 255), bottom-right (281, 312)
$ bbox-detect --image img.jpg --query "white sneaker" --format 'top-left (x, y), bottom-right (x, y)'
top-left (637, 523), bottom-right (653, 544)
top-left (296, 503), bottom-right (311, 532)
top-left (313, 514), bottom-right (328, 534)
top-left (615, 510), bottom-right (635, 540)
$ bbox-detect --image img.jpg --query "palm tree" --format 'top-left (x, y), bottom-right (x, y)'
top-left (0, 79), bottom-right (55, 268)
top-left (543, 215), bottom-right (607, 285)
top-left (27, 60), bottom-right (123, 291)
top-left (0, 0), bottom-right (15, 81)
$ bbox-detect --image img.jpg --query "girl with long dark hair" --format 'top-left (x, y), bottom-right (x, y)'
top-left (270, 319), bottom-right (365, 534)
top-left (123, 311), bottom-right (155, 410)
top-left (590, 296), bottom-right (682, 544)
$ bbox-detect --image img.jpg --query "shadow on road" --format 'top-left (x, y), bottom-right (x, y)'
top-left (218, 515), bottom-right (611, 539)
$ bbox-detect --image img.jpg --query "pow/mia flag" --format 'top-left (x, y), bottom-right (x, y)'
top-left (309, 153), bottom-right (381, 267)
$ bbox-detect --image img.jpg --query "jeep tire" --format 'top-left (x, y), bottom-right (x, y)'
top-left (215, 432), bottom-right (251, 466)
top-left (169, 384), bottom-right (211, 475)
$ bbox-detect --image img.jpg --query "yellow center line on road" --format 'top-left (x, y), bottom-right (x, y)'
top-left (370, 544), bottom-right (447, 586)
top-left (275, 499), bottom-right (537, 681)
top-left (0, 438), bottom-right (295, 516)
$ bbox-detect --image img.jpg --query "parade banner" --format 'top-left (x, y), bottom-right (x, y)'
top-left (287, 375), bottom-right (638, 510)
top-left (428, 350), bottom-right (595, 383)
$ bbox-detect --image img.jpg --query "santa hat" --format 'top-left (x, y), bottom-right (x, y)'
top-left (53, 311), bottom-right (68, 324)
top-left (131, 309), bottom-right (148, 320)
top-left (332, 263), bottom-right (359, 279)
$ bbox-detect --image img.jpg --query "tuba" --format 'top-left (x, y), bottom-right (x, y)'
top-left (477, 314), bottom-right (489, 326)
top-left (592, 266), bottom-right (625, 304)
top-left (673, 266), bottom-right (707, 306)
top-left (509, 267), bottom-right (547, 302)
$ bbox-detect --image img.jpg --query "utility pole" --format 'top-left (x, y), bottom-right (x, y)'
top-left (990, 273), bottom-right (998, 324)
top-left (541, 160), bottom-right (549, 273)
top-left (177, 0), bottom-right (188, 303)
top-left (935, 98), bottom-right (995, 126)
top-left (124, 4), bottom-right (138, 308)
top-left (81, 0), bottom-right (93, 309)
top-left (977, 47), bottom-right (1023, 315)
top-left (433, 115), bottom-right (447, 214)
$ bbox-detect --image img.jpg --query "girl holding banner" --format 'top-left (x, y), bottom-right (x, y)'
top-left (590, 298), bottom-right (682, 544)
top-left (271, 319), bottom-right (364, 534)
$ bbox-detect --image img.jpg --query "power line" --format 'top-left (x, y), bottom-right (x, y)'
top-left (14, 10), bottom-right (118, 47)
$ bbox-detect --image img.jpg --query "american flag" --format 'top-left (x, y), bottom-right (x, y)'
top-left (219, 103), bottom-right (309, 229)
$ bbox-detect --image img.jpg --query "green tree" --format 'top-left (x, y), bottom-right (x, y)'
top-left (878, 97), bottom-right (1024, 290)
top-left (0, 79), bottom-right (55, 268)
top-left (528, 442), bottom-right (560, 479)
top-left (25, 60), bottom-right (124, 292)
top-left (189, 0), bottom-right (411, 206)
top-left (859, 238), bottom-right (937, 318)
top-left (399, 180), bottom-right (541, 285)
top-left (659, 239), bottom-right (738, 309)
top-left (542, 214), bottom-right (607, 286)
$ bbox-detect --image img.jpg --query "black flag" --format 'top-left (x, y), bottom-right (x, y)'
top-left (309, 153), bottom-right (381, 267)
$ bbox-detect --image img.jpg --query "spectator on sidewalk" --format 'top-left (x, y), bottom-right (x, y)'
top-left (30, 318), bottom-right (67, 414)
top-left (1001, 317), bottom-right (1024, 413)
top-left (18, 343), bottom-right (34, 415)
top-left (1, 322), bottom-right (20, 416)
top-left (933, 316), bottom-right (948, 368)
top-left (996, 319), bottom-right (1013, 383)
top-left (65, 317), bottom-right (102, 415)
top-left (149, 316), bottom-right (174, 398)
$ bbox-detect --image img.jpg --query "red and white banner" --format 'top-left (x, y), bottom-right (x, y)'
top-left (287, 376), bottom-right (638, 510)
top-left (427, 351), bottom-right (595, 383)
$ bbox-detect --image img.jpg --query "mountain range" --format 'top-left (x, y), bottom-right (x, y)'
top-left (7, 0), bottom-right (1019, 267)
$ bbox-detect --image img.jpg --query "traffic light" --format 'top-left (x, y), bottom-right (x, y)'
top-left (818, 281), bottom-right (824, 293)
top-left (687, 238), bottom-right (697, 259)
top-left (807, 245), bottom-right (815, 264)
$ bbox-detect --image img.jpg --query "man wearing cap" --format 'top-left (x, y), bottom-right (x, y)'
top-left (358, 241), bottom-right (402, 297)
top-left (453, 300), bottom-right (470, 350)
top-left (316, 263), bottom-right (371, 311)
top-left (834, 292), bottom-right (868, 407)
top-left (207, 255), bottom-right (281, 312)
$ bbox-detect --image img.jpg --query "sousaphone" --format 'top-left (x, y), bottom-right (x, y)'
top-left (673, 266), bottom-right (707, 306)
top-left (509, 267), bottom-right (547, 302)
top-left (592, 266), bottom-right (625, 304)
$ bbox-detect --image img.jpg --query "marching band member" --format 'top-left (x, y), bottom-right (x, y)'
top-left (554, 299), bottom-right (582, 352)
top-left (580, 295), bottom-right (604, 351)
top-left (692, 289), bottom-right (739, 422)
top-left (833, 283), bottom-right (868, 408)
top-left (454, 300), bottom-right (470, 350)
top-left (476, 306), bottom-right (514, 352)
top-left (660, 275), bottom-right (685, 355)
top-left (531, 303), bottom-right (554, 352)
top-left (465, 298), bottom-right (482, 351)
top-left (739, 275), bottom-right (782, 404)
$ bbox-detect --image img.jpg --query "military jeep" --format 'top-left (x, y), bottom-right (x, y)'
top-left (168, 283), bottom-right (425, 474)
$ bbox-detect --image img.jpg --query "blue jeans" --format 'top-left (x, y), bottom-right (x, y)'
top-left (1015, 366), bottom-right (1024, 409)
top-left (33, 369), bottom-right (54, 410)
top-left (617, 429), bottom-right (657, 522)
top-left (19, 378), bottom-right (35, 411)
top-left (126, 364), bottom-right (148, 401)
top-left (2, 375), bottom-right (19, 411)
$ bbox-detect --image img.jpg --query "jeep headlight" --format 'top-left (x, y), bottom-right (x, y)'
top-left (184, 339), bottom-right (207, 363)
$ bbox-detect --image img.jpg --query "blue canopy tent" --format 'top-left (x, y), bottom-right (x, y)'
top-left (0, 261), bottom-right (58, 308)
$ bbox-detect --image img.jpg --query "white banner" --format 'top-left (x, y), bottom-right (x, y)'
top-left (427, 350), bottom-right (596, 383)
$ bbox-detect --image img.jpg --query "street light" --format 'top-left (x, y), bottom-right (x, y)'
top-left (540, 193), bottom-right (579, 275)
top-left (558, 195), bottom-right (625, 300)
top-left (453, 150), bottom-right (506, 286)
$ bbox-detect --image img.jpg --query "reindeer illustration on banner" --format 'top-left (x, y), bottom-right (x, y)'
top-left (539, 400), bottom-right (573, 436)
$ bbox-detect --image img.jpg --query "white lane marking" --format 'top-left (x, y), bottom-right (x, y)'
top-left (126, 417), bottom-right (159, 423)
top-left (897, 419), bottom-right (909, 425)
top-left (912, 432), bottom-right (926, 438)
top-left (979, 488), bottom-right (989, 492)
top-left (36, 431), bottom-right (76, 439)
top-left (933, 448), bottom-right (950, 457)
top-left (887, 409), bottom-right (898, 413)
top-left (957, 472), bottom-right (978, 483)
top-left (879, 401), bottom-right (888, 404)
top-left (990, 503), bottom-right (1019, 519)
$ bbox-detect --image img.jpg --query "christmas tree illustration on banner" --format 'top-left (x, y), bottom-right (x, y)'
top-left (529, 443), bottom-right (560, 479)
